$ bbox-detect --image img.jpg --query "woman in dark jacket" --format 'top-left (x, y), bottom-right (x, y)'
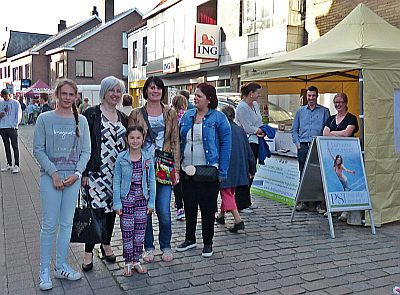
top-left (81, 76), bottom-right (128, 271)
top-left (216, 106), bottom-right (256, 233)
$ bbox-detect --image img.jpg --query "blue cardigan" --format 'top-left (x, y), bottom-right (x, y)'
top-left (220, 122), bottom-right (256, 189)
top-left (113, 149), bottom-right (156, 210)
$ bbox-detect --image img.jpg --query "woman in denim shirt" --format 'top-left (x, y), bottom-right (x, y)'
top-left (176, 83), bottom-right (231, 257)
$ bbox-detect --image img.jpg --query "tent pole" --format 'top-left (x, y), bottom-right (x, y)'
top-left (359, 70), bottom-right (364, 151)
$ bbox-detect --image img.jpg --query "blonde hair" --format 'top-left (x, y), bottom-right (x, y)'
top-left (172, 94), bottom-right (188, 112)
top-left (54, 79), bottom-right (80, 137)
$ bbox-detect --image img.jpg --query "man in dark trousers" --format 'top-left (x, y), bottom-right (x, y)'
top-left (0, 89), bottom-right (22, 173)
top-left (291, 86), bottom-right (330, 212)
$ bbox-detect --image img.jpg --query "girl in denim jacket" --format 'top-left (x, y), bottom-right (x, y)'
top-left (113, 126), bottom-right (156, 276)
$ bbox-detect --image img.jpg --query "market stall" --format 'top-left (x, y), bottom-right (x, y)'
top-left (241, 3), bottom-right (400, 225)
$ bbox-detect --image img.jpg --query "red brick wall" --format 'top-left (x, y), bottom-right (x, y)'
top-left (67, 11), bottom-right (142, 86)
top-left (312, 0), bottom-right (400, 37)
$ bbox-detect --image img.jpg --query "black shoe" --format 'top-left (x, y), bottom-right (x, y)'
top-left (295, 202), bottom-right (306, 212)
top-left (202, 245), bottom-right (213, 257)
top-left (215, 216), bottom-right (225, 225)
top-left (228, 221), bottom-right (245, 233)
top-left (176, 240), bottom-right (197, 252)
top-left (81, 253), bottom-right (93, 272)
top-left (100, 245), bottom-right (116, 263)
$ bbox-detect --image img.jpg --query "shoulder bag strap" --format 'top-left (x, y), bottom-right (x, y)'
top-left (140, 107), bottom-right (155, 144)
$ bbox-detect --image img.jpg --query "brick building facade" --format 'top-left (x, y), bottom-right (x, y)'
top-left (306, 0), bottom-right (400, 42)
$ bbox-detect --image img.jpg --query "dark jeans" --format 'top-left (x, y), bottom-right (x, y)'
top-left (235, 142), bottom-right (258, 209)
top-left (85, 211), bottom-right (116, 252)
top-left (297, 143), bottom-right (310, 176)
top-left (173, 181), bottom-right (184, 210)
top-left (182, 174), bottom-right (220, 245)
top-left (0, 128), bottom-right (19, 166)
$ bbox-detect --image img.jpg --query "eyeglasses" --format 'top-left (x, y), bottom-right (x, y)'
top-left (334, 101), bottom-right (345, 104)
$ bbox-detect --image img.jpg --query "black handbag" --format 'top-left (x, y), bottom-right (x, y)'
top-left (70, 187), bottom-right (107, 244)
top-left (186, 113), bottom-right (219, 183)
top-left (192, 165), bottom-right (218, 182)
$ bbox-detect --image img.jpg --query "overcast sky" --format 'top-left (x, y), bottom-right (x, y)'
top-left (0, 0), bottom-right (159, 35)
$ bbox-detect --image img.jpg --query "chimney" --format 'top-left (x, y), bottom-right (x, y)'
top-left (91, 6), bottom-right (98, 16)
top-left (58, 20), bottom-right (67, 32)
top-left (102, 0), bottom-right (114, 23)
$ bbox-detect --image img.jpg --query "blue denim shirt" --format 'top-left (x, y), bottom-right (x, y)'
top-left (291, 104), bottom-right (330, 147)
top-left (179, 108), bottom-right (231, 179)
top-left (113, 149), bottom-right (156, 210)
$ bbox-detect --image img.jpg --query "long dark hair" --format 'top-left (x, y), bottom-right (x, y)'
top-left (54, 79), bottom-right (80, 137)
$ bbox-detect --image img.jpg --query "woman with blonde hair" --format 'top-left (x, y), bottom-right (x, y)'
top-left (81, 76), bottom-right (128, 271)
top-left (171, 94), bottom-right (188, 220)
top-left (34, 79), bottom-right (91, 290)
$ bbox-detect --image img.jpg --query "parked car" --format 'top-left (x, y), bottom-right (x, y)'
top-left (190, 93), bottom-right (294, 131)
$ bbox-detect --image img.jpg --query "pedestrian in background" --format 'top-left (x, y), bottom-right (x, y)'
top-left (79, 97), bottom-right (91, 114)
top-left (216, 105), bottom-right (256, 233)
top-left (234, 82), bottom-right (265, 213)
top-left (81, 76), bottom-right (128, 272)
top-left (120, 94), bottom-right (134, 116)
top-left (291, 85), bottom-right (330, 212)
top-left (39, 93), bottom-right (53, 114)
top-left (113, 126), bottom-right (156, 276)
top-left (177, 83), bottom-right (231, 257)
top-left (128, 76), bottom-right (180, 263)
top-left (179, 89), bottom-right (194, 110)
top-left (171, 94), bottom-right (188, 221)
top-left (33, 79), bottom-right (91, 291)
top-left (0, 88), bottom-right (22, 173)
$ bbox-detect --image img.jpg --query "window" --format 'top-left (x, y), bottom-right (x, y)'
top-left (18, 66), bottom-right (23, 80)
top-left (0, 68), bottom-right (2, 79)
top-left (132, 41), bottom-right (138, 68)
top-left (122, 64), bottom-right (128, 78)
top-left (197, 0), bottom-right (217, 25)
top-left (7, 66), bottom-right (10, 78)
top-left (122, 31), bottom-right (128, 49)
top-left (75, 60), bottom-right (93, 77)
top-left (25, 64), bottom-right (30, 79)
top-left (142, 37), bottom-right (147, 65)
top-left (247, 33), bottom-right (258, 58)
top-left (56, 61), bottom-right (64, 78)
top-left (242, 0), bottom-right (289, 34)
top-left (12, 67), bottom-right (17, 80)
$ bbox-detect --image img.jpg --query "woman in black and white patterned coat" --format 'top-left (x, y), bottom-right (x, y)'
top-left (81, 76), bottom-right (128, 271)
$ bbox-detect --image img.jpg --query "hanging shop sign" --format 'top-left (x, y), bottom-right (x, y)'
top-left (194, 23), bottom-right (219, 59)
top-left (163, 57), bottom-right (178, 74)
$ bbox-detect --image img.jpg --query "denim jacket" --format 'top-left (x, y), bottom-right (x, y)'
top-left (113, 149), bottom-right (156, 210)
top-left (179, 108), bottom-right (231, 179)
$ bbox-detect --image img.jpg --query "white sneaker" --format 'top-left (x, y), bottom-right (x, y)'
top-left (249, 204), bottom-right (258, 209)
top-left (54, 263), bottom-right (82, 281)
top-left (39, 268), bottom-right (53, 291)
top-left (11, 165), bottom-right (20, 174)
top-left (1, 165), bottom-right (12, 172)
top-left (240, 208), bottom-right (253, 213)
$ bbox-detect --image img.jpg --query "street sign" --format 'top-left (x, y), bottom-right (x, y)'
top-left (290, 136), bottom-right (376, 238)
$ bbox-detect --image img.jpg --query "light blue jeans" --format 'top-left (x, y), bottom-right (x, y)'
top-left (144, 183), bottom-right (172, 251)
top-left (39, 171), bottom-right (80, 271)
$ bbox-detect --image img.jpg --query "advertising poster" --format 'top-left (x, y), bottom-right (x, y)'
top-left (318, 137), bottom-right (370, 210)
top-left (251, 155), bottom-right (300, 206)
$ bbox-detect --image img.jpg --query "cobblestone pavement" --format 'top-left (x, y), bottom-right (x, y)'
top-left (0, 124), bottom-right (399, 294)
